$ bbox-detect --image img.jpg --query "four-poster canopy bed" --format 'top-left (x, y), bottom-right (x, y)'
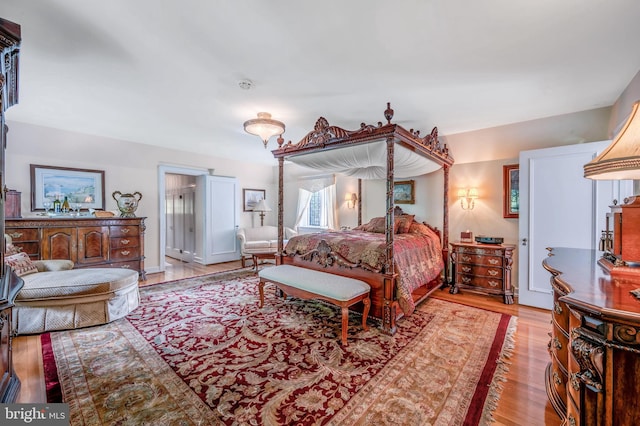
top-left (271, 103), bottom-right (454, 334)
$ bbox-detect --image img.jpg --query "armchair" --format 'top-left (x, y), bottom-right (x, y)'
top-left (237, 225), bottom-right (297, 268)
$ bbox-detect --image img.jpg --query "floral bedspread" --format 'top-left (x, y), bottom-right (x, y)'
top-left (284, 228), bottom-right (444, 314)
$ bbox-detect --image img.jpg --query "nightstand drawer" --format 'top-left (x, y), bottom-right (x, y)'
top-left (458, 274), bottom-right (503, 289)
top-left (456, 253), bottom-right (503, 266)
top-left (456, 264), bottom-right (503, 278)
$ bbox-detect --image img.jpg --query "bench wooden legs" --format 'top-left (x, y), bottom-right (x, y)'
top-left (258, 278), bottom-right (370, 346)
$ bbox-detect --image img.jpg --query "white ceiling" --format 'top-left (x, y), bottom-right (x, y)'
top-left (3, 0), bottom-right (640, 165)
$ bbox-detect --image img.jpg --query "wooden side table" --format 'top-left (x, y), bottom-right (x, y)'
top-left (450, 241), bottom-right (515, 304)
top-left (251, 252), bottom-right (276, 271)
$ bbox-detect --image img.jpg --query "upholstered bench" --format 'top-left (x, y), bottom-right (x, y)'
top-left (258, 264), bottom-right (370, 345)
top-left (12, 265), bottom-right (140, 335)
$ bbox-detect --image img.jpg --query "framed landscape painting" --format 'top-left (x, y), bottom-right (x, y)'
top-left (393, 180), bottom-right (415, 204)
top-left (30, 164), bottom-right (105, 211)
top-left (503, 164), bottom-right (519, 218)
top-left (243, 188), bottom-right (266, 212)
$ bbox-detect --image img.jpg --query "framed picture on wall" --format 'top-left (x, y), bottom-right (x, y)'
top-left (243, 188), bottom-right (266, 211)
top-left (30, 164), bottom-right (105, 211)
top-left (393, 180), bottom-right (415, 204)
top-left (503, 164), bottom-right (519, 218)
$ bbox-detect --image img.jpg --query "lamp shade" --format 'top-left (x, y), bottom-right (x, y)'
top-left (252, 199), bottom-right (272, 212)
top-left (584, 100), bottom-right (640, 180)
top-left (243, 112), bottom-right (285, 148)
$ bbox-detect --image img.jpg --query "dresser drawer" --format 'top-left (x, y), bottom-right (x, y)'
top-left (11, 242), bottom-right (40, 258)
top-left (550, 325), bottom-right (569, 368)
top-left (6, 228), bottom-right (39, 242)
top-left (109, 225), bottom-right (140, 238)
top-left (110, 236), bottom-right (140, 249)
top-left (553, 292), bottom-right (569, 333)
top-left (107, 260), bottom-right (140, 271)
top-left (110, 247), bottom-right (140, 261)
top-left (456, 253), bottom-right (503, 266)
top-left (549, 358), bottom-right (568, 409)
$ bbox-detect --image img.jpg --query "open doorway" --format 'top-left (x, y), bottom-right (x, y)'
top-left (158, 165), bottom-right (207, 273)
top-left (165, 173), bottom-right (196, 264)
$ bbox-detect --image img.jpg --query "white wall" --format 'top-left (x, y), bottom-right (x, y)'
top-left (5, 120), bottom-right (277, 273)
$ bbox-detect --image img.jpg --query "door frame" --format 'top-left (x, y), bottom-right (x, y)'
top-left (157, 165), bottom-right (208, 273)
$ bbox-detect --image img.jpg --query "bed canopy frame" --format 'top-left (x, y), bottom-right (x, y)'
top-left (271, 103), bottom-right (454, 333)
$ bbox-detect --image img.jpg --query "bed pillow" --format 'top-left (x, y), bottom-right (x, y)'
top-left (354, 216), bottom-right (386, 233)
top-left (408, 221), bottom-right (440, 240)
top-left (395, 215), bottom-right (415, 234)
top-left (4, 251), bottom-right (39, 277)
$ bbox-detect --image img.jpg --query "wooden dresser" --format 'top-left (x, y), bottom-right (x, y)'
top-left (543, 247), bottom-right (640, 425)
top-left (6, 217), bottom-right (146, 279)
top-left (450, 242), bottom-right (515, 304)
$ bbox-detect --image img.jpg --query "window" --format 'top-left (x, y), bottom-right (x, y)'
top-left (296, 184), bottom-right (337, 230)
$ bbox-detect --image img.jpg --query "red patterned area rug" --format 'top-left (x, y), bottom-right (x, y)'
top-left (42, 269), bottom-right (516, 425)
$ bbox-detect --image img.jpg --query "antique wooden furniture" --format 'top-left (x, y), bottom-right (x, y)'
top-left (271, 103), bottom-right (454, 334)
top-left (6, 217), bottom-right (146, 279)
top-left (0, 17), bottom-right (22, 403)
top-left (450, 241), bottom-right (515, 304)
top-left (543, 247), bottom-right (640, 425)
top-left (258, 264), bottom-right (370, 346)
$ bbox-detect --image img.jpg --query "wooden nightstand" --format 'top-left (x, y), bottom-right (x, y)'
top-left (450, 241), bottom-right (515, 304)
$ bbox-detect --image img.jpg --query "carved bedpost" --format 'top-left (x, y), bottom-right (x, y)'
top-left (357, 178), bottom-right (362, 226)
top-left (277, 156), bottom-right (284, 264)
top-left (383, 135), bottom-right (396, 334)
top-left (443, 164), bottom-right (450, 285)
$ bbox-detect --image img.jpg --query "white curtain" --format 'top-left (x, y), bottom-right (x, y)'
top-left (322, 184), bottom-right (338, 231)
top-left (294, 188), bottom-right (312, 230)
top-left (294, 174), bottom-right (338, 231)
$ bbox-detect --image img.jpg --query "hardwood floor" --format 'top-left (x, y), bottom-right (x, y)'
top-left (13, 261), bottom-right (562, 425)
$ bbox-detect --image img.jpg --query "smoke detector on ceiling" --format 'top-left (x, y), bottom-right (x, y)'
top-left (238, 79), bottom-right (253, 90)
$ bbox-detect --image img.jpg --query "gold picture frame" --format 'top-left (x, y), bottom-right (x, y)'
top-left (503, 164), bottom-right (519, 218)
top-left (393, 180), bottom-right (415, 204)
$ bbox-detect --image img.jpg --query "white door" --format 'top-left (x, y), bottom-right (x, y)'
top-left (518, 141), bottom-right (616, 309)
top-left (195, 175), bottom-right (239, 265)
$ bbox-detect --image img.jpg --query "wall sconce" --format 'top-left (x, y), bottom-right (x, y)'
top-left (458, 188), bottom-right (478, 210)
top-left (345, 193), bottom-right (358, 209)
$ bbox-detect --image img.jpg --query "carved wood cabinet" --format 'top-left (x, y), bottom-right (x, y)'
top-left (450, 242), bottom-right (515, 304)
top-left (0, 17), bottom-right (22, 403)
top-left (6, 217), bottom-right (146, 279)
top-left (543, 247), bottom-right (640, 426)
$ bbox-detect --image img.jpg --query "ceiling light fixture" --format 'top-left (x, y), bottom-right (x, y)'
top-left (243, 112), bottom-right (285, 148)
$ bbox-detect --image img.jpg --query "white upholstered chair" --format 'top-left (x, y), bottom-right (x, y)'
top-left (236, 226), bottom-right (297, 268)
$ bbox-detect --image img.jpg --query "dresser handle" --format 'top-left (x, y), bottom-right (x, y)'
top-left (121, 228), bottom-right (130, 234)
top-left (488, 259), bottom-right (499, 265)
top-left (121, 265), bottom-right (131, 269)
top-left (488, 280), bottom-right (499, 287)
top-left (553, 337), bottom-right (562, 350)
top-left (488, 270), bottom-right (499, 276)
top-left (8, 231), bottom-right (23, 239)
top-left (570, 373), bottom-right (580, 391)
top-left (568, 414), bottom-right (576, 426)
top-left (554, 302), bottom-right (563, 315)
top-left (553, 371), bottom-right (562, 386)
top-left (121, 239), bottom-right (130, 245)
top-left (120, 250), bottom-right (131, 256)
top-left (462, 276), bottom-right (472, 284)
top-left (461, 255), bottom-right (471, 262)
top-left (461, 266), bottom-right (471, 273)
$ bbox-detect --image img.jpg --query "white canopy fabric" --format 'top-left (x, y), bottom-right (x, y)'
top-left (287, 141), bottom-right (442, 179)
